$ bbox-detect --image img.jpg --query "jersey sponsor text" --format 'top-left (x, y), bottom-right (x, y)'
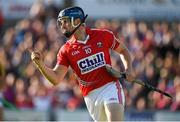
top-left (77, 52), bottom-right (105, 74)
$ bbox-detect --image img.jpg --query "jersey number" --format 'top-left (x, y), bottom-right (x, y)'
top-left (85, 48), bottom-right (91, 54)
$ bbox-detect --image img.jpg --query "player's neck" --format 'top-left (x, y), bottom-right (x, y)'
top-left (74, 26), bottom-right (87, 41)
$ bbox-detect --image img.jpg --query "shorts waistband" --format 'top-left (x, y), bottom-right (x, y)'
top-left (79, 79), bottom-right (99, 86)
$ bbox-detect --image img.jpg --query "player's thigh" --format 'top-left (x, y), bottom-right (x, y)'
top-left (104, 103), bottom-right (124, 121)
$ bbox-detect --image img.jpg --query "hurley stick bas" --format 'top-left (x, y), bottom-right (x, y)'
top-left (105, 65), bottom-right (173, 99)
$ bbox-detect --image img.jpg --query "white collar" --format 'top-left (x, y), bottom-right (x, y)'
top-left (77, 35), bottom-right (90, 44)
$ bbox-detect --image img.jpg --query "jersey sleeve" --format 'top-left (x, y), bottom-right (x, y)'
top-left (57, 46), bottom-right (70, 67)
top-left (103, 30), bottom-right (120, 50)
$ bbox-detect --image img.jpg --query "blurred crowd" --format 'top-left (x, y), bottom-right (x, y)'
top-left (0, 1), bottom-right (179, 112)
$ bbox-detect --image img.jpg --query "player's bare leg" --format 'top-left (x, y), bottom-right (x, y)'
top-left (104, 103), bottom-right (124, 121)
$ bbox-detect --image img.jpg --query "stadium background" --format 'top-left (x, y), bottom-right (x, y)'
top-left (0, 0), bottom-right (179, 121)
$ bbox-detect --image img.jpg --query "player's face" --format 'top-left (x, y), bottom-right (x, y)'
top-left (57, 18), bottom-right (74, 35)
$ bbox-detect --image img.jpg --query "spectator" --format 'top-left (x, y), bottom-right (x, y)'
top-left (0, 8), bottom-right (4, 36)
top-left (0, 61), bottom-right (5, 120)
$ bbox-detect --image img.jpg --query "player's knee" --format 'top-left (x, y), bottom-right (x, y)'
top-left (104, 103), bottom-right (124, 121)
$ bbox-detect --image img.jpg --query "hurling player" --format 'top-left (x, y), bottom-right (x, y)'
top-left (30, 6), bottom-right (134, 121)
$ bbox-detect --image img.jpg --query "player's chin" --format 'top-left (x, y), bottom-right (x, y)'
top-left (62, 30), bottom-right (70, 35)
top-left (60, 28), bottom-right (66, 32)
top-left (60, 29), bottom-right (65, 33)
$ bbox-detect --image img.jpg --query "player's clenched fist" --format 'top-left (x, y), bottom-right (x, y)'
top-left (28, 49), bottom-right (42, 66)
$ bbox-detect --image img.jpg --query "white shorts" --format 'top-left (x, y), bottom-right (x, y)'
top-left (84, 81), bottom-right (125, 121)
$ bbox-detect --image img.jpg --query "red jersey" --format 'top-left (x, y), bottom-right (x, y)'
top-left (57, 27), bottom-right (120, 96)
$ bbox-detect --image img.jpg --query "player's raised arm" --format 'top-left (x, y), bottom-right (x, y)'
top-left (28, 48), bottom-right (68, 85)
